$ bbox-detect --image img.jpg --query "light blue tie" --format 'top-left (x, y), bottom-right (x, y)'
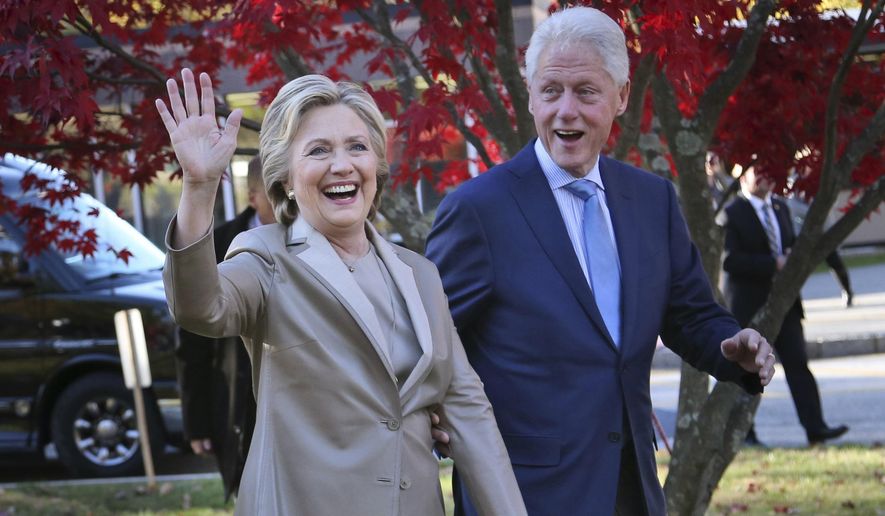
top-left (565, 180), bottom-right (621, 347)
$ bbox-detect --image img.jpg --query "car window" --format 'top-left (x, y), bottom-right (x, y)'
top-left (34, 192), bottom-right (165, 282)
top-left (2, 158), bottom-right (165, 283)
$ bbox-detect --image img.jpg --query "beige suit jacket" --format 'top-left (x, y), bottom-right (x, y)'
top-left (164, 216), bottom-right (525, 516)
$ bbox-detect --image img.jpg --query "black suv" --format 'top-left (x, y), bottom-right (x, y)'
top-left (0, 154), bottom-right (180, 477)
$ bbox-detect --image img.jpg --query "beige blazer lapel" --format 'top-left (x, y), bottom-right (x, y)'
top-left (369, 226), bottom-right (434, 400)
top-left (287, 217), bottom-right (397, 381)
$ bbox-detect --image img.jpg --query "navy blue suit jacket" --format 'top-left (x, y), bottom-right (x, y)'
top-left (426, 142), bottom-right (761, 516)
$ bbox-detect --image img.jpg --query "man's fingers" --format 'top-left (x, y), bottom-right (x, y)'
top-left (720, 337), bottom-right (738, 358)
top-left (431, 427), bottom-right (450, 444)
top-left (760, 352), bottom-right (776, 385)
top-left (754, 337), bottom-right (772, 368)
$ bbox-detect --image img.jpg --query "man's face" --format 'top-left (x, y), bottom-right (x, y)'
top-left (742, 168), bottom-right (774, 199)
top-left (528, 44), bottom-right (629, 179)
top-left (248, 182), bottom-right (275, 225)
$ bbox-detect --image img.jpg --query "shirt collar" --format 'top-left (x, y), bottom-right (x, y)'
top-left (534, 138), bottom-right (604, 192)
top-left (248, 211), bottom-right (262, 230)
top-left (743, 188), bottom-right (773, 210)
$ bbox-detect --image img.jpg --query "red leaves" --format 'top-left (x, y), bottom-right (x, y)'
top-left (1, 0), bottom-right (881, 262)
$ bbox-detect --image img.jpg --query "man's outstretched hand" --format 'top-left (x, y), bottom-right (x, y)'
top-left (721, 328), bottom-right (776, 386)
top-left (430, 410), bottom-right (451, 458)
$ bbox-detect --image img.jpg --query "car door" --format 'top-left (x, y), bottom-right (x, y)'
top-left (0, 220), bottom-right (48, 451)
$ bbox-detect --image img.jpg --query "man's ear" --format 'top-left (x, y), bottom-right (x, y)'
top-left (247, 188), bottom-right (258, 210)
top-left (527, 88), bottom-right (534, 116)
top-left (616, 80), bottom-right (631, 116)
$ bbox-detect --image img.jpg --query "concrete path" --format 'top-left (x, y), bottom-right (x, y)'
top-left (651, 353), bottom-right (885, 448)
top-left (653, 261), bottom-right (885, 367)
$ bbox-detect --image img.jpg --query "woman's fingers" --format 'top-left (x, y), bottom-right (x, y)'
top-left (199, 72), bottom-right (215, 120)
top-left (155, 99), bottom-right (177, 135)
top-left (223, 108), bottom-right (243, 143)
top-left (182, 68), bottom-right (200, 118)
top-left (166, 78), bottom-right (187, 124)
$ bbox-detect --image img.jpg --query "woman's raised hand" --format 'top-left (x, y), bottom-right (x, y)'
top-left (155, 69), bottom-right (243, 186)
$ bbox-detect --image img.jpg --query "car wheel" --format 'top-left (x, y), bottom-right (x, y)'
top-left (50, 372), bottom-right (164, 477)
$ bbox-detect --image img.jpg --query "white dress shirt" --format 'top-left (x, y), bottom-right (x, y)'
top-left (534, 139), bottom-right (620, 286)
top-left (742, 190), bottom-right (783, 256)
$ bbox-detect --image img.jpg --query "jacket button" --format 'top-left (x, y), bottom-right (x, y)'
top-left (386, 419), bottom-right (401, 431)
top-left (400, 479), bottom-right (411, 490)
top-left (608, 432), bottom-right (621, 443)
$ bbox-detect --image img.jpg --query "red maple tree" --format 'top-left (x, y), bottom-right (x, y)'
top-left (2, 1), bottom-right (882, 511)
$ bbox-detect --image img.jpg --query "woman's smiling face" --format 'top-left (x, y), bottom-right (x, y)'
top-left (286, 103), bottom-right (378, 239)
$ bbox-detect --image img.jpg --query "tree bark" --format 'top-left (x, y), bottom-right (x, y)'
top-left (662, 2), bottom-right (884, 513)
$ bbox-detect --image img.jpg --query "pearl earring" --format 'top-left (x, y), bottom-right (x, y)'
top-left (286, 189), bottom-right (295, 200)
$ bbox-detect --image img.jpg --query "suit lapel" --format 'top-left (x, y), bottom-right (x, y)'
top-left (287, 217), bottom-right (397, 381)
top-left (599, 157), bottom-right (636, 354)
top-left (370, 228), bottom-right (434, 400)
top-left (507, 144), bottom-right (616, 351)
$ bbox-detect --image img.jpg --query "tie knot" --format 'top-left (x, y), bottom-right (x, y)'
top-left (565, 179), bottom-right (598, 201)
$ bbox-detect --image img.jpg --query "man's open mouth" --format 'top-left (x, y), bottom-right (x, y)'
top-left (554, 130), bottom-right (584, 142)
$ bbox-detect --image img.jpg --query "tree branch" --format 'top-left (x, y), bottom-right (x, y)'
top-left (71, 14), bottom-right (167, 83)
top-left (492, 0), bottom-right (534, 147)
top-left (85, 72), bottom-right (159, 87)
top-left (650, 70), bottom-right (684, 145)
top-left (819, 0), bottom-right (885, 193)
top-left (612, 52), bottom-right (655, 161)
top-left (695, 0), bottom-right (777, 141)
top-left (70, 13), bottom-right (261, 133)
top-left (2, 141), bottom-right (140, 152)
top-left (356, 1), bottom-right (495, 167)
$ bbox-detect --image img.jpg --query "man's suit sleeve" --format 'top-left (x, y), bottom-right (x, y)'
top-left (658, 183), bottom-right (763, 394)
top-left (175, 328), bottom-right (215, 440)
top-left (174, 218), bottom-right (246, 441)
top-left (425, 191), bottom-right (494, 331)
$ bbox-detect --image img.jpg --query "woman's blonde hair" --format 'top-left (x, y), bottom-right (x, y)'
top-left (259, 75), bottom-right (389, 225)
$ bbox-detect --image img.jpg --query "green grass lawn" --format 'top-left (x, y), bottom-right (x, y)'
top-left (2, 446), bottom-right (882, 515)
top-left (657, 446), bottom-right (885, 515)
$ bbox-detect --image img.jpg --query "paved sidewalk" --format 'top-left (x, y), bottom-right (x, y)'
top-left (653, 261), bottom-right (885, 368)
top-left (651, 353), bottom-right (885, 447)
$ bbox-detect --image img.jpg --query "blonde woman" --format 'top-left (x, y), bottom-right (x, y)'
top-left (156, 69), bottom-right (526, 516)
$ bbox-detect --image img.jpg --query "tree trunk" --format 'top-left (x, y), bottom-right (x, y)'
top-left (378, 182), bottom-right (433, 253)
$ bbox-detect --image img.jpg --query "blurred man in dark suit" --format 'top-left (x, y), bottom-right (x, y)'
top-left (720, 167), bottom-right (848, 447)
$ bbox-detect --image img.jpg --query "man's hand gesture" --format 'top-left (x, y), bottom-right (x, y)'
top-left (721, 328), bottom-right (776, 386)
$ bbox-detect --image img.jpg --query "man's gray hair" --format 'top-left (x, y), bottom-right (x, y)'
top-left (525, 6), bottom-right (630, 88)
